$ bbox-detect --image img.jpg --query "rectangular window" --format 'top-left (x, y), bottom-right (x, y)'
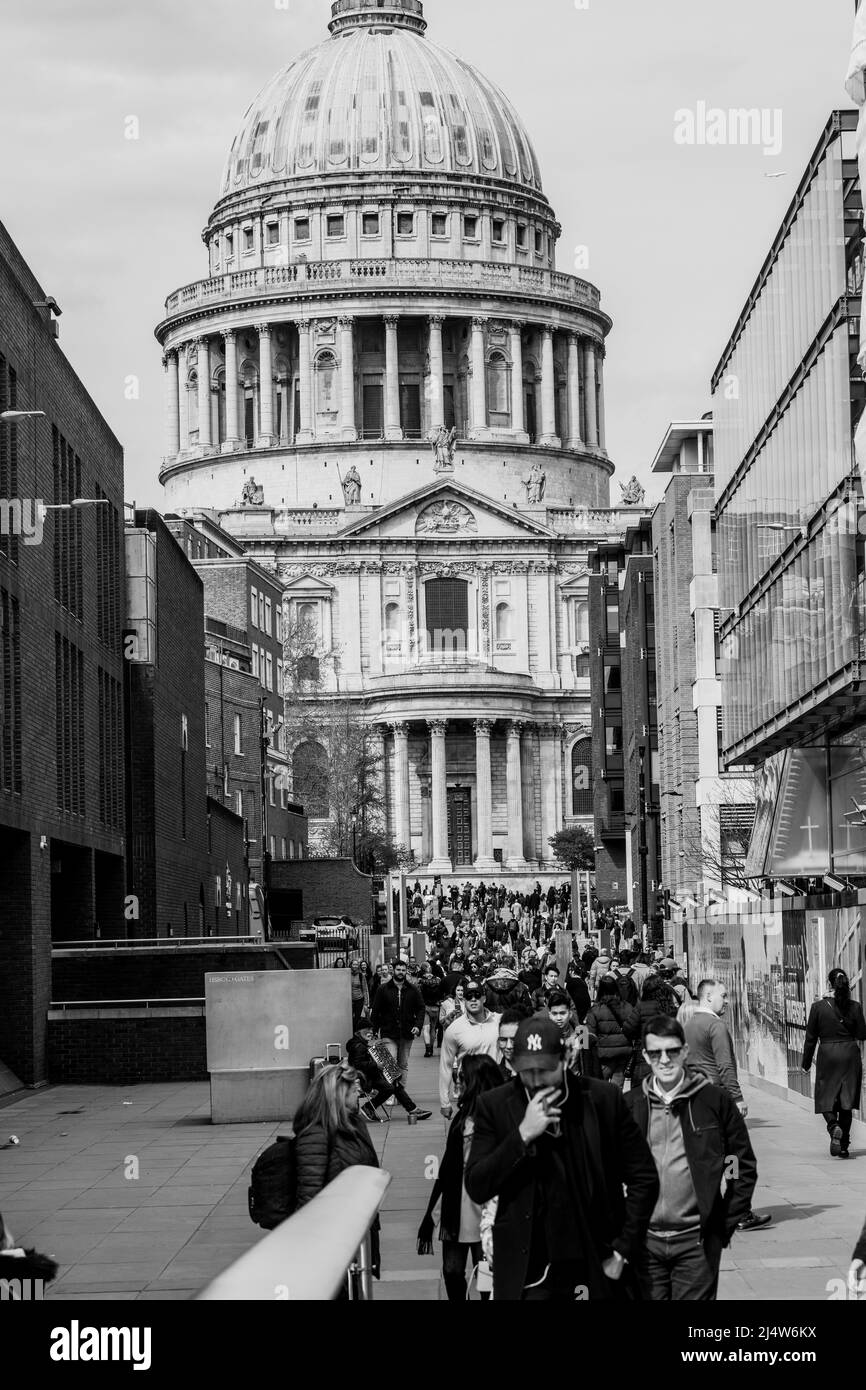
top-left (516, 224), bottom-right (527, 248)
top-left (431, 212), bottom-right (448, 237)
top-left (265, 653), bottom-right (273, 691)
top-left (362, 211), bottom-right (380, 236)
top-left (605, 724), bottom-right (624, 763)
top-left (258, 593), bottom-right (265, 630)
top-left (606, 599), bottom-right (620, 642)
top-left (266, 222), bottom-right (279, 245)
top-left (294, 217), bottom-right (311, 241)
top-left (55, 634), bottom-right (85, 815)
top-left (604, 664), bottom-right (622, 695)
top-left (281, 838), bottom-right (287, 859)
top-left (234, 714), bottom-right (242, 756)
top-left (226, 233), bottom-right (234, 257)
top-left (0, 589), bottom-right (22, 794)
top-left (463, 215), bottom-right (478, 239)
top-left (534, 229), bottom-right (543, 254)
top-left (275, 608), bottom-right (282, 642)
top-left (243, 227), bottom-right (254, 252)
top-left (270, 835), bottom-right (276, 858)
top-left (250, 587), bottom-right (258, 629)
top-left (205, 702), bottom-right (210, 748)
top-left (252, 645), bottom-right (260, 679)
top-left (492, 219), bottom-right (505, 243)
top-left (264, 597), bottom-right (272, 635)
top-left (236, 790), bottom-right (243, 817)
top-left (397, 211), bottom-right (414, 236)
top-left (277, 659), bottom-right (284, 693)
top-left (326, 213), bottom-right (345, 238)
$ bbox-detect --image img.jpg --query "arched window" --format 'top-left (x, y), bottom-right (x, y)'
top-left (487, 352), bottom-right (511, 427)
top-left (215, 368), bottom-right (227, 445)
top-left (572, 738), bottom-right (593, 817)
top-left (240, 363), bottom-right (258, 446)
top-left (292, 742), bottom-right (329, 818)
top-left (316, 351), bottom-right (338, 416)
top-left (188, 371), bottom-right (200, 439)
top-left (575, 600), bottom-right (589, 646)
top-left (298, 602), bottom-right (318, 637)
top-left (495, 602), bottom-right (514, 642)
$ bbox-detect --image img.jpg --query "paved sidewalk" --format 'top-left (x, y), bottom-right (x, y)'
top-left (0, 1059), bottom-right (862, 1301)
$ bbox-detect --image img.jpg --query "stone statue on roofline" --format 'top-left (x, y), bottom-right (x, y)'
top-left (431, 424), bottom-right (458, 472)
top-left (342, 464), bottom-right (362, 506)
top-left (241, 476), bottom-right (265, 507)
top-left (619, 475), bottom-right (646, 506)
top-left (523, 461), bottom-right (546, 505)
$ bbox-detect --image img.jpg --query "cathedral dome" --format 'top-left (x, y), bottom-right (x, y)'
top-left (220, 0), bottom-right (544, 200)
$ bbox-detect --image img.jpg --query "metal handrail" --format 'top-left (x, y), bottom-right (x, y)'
top-left (52, 936), bottom-right (264, 951)
top-left (198, 1167), bottom-right (391, 1301)
top-left (50, 998), bottom-right (205, 1010)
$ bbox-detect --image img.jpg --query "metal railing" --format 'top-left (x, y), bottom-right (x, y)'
top-left (198, 1167), bottom-right (391, 1301)
top-left (164, 259), bottom-right (600, 318)
top-left (49, 998), bottom-right (205, 1011)
top-left (52, 936), bottom-right (263, 951)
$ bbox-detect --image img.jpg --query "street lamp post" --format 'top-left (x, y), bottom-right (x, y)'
top-left (260, 699), bottom-right (272, 942)
top-left (638, 743), bottom-right (649, 948)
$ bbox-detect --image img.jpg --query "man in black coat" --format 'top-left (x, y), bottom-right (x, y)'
top-left (851, 1212), bottom-right (866, 1297)
top-left (370, 957), bottom-right (426, 1082)
top-left (464, 1016), bottom-right (659, 1301)
top-left (624, 1015), bottom-right (757, 1300)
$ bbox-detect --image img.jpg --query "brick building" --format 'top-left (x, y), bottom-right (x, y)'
top-left (589, 516), bottom-right (661, 935)
top-left (124, 509), bottom-right (247, 938)
top-left (0, 220), bottom-right (126, 1086)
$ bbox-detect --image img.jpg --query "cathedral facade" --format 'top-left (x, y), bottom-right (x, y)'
top-left (156, 0), bottom-right (644, 876)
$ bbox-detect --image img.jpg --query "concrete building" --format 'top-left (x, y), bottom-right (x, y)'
top-left (0, 219), bottom-right (126, 1088)
top-left (124, 510), bottom-right (248, 937)
top-left (588, 514), bottom-right (660, 933)
top-left (154, 0), bottom-right (642, 878)
top-left (651, 419), bottom-right (755, 908)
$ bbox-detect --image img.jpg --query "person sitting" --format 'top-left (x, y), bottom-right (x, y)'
top-left (345, 1027), bottom-right (432, 1122)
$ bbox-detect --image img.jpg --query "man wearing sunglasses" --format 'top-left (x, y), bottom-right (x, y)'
top-left (624, 1016), bottom-right (757, 1300)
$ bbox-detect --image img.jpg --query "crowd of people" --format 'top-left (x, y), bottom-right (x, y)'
top-left (301, 901), bottom-right (866, 1302)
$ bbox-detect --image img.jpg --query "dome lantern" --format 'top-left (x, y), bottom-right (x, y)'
top-left (328, 0), bottom-right (427, 37)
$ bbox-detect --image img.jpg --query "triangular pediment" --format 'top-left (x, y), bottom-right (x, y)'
top-left (337, 480), bottom-right (556, 541)
top-left (281, 573), bottom-right (336, 596)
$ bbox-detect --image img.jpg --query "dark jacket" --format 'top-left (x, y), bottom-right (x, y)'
top-left (802, 997), bottom-right (866, 1113)
top-left (530, 983), bottom-right (560, 1014)
top-left (422, 1111), bottom-right (472, 1242)
top-left (585, 999), bottom-right (641, 1060)
top-left (419, 977), bottom-right (443, 1007)
top-left (464, 1073), bottom-right (659, 1301)
top-left (519, 967), bottom-right (542, 994)
top-left (854, 1212), bottom-right (866, 1266)
top-left (485, 970), bottom-right (533, 1018)
top-left (293, 1113), bottom-right (381, 1275)
top-left (370, 978), bottom-right (425, 1041)
top-left (565, 970), bottom-right (591, 1023)
top-left (625, 1072), bottom-right (756, 1253)
top-left (345, 1035), bottom-right (386, 1092)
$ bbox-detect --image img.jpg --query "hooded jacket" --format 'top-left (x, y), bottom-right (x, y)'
top-left (484, 969), bottom-right (532, 1017)
top-left (625, 1069), bottom-right (757, 1250)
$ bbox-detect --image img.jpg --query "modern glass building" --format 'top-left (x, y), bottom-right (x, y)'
top-left (715, 111), bottom-right (864, 770)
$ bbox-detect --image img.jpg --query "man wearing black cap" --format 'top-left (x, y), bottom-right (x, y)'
top-left (464, 1016), bottom-right (659, 1301)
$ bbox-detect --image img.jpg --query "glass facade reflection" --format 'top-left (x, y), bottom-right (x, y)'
top-left (713, 113), bottom-right (864, 765)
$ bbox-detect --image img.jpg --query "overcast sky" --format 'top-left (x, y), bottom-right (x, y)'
top-left (0, 0), bottom-right (857, 507)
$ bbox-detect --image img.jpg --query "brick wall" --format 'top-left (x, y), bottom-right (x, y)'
top-left (52, 943), bottom-right (316, 1002)
top-left (0, 220), bottom-right (125, 1083)
top-left (48, 1015), bottom-right (208, 1084)
top-left (270, 858), bottom-right (373, 927)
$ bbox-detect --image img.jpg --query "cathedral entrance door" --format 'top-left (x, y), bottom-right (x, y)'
top-left (447, 786), bottom-right (473, 867)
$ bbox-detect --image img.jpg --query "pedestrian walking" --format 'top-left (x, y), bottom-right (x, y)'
top-left (439, 982), bottom-right (501, 1118)
top-left (684, 980), bottom-right (771, 1233)
top-left (585, 975), bottom-right (641, 1089)
top-left (625, 1016), bottom-right (757, 1300)
top-left (417, 1054), bottom-right (503, 1301)
top-left (370, 957), bottom-right (426, 1084)
top-left (802, 969), bottom-right (866, 1159)
top-left (464, 1016), bottom-right (659, 1301)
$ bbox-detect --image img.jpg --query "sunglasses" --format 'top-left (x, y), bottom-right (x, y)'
top-left (644, 1046), bottom-right (684, 1062)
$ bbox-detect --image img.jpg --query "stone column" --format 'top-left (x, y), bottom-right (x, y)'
top-left (597, 348), bottom-right (606, 451)
top-left (428, 315), bottom-right (445, 432)
top-left (428, 719), bottom-right (452, 872)
top-left (505, 721), bottom-right (529, 870)
top-left (339, 316), bottom-right (358, 441)
top-left (296, 322), bottom-right (314, 442)
top-left (197, 338), bottom-right (212, 449)
top-left (540, 327), bottom-right (560, 447)
top-left (474, 719), bottom-right (497, 871)
top-left (469, 316), bottom-right (487, 436)
top-left (369, 724), bottom-right (387, 823)
top-left (163, 350), bottom-right (180, 458)
top-left (179, 345), bottom-right (190, 451)
top-left (567, 334), bottom-right (583, 448)
top-left (510, 321), bottom-right (527, 440)
top-left (223, 330), bottom-right (241, 449)
top-left (539, 725), bottom-right (561, 864)
top-left (583, 340), bottom-right (598, 448)
top-left (258, 324), bottom-right (275, 447)
top-left (392, 722), bottom-right (411, 852)
top-left (384, 315), bottom-right (403, 440)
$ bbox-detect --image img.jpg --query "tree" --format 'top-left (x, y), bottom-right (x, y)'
top-left (674, 772), bottom-right (760, 897)
top-left (548, 825), bottom-right (595, 871)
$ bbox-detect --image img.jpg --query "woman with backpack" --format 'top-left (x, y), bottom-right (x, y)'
top-left (802, 969), bottom-right (866, 1159)
top-left (417, 1054), bottom-right (504, 1301)
top-left (584, 974), bottom-right (641, 1089)
top-left (294, 1062), bottom-right (383, 1287)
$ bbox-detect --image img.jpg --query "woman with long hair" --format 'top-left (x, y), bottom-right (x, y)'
top-left (417, 1054), bottom-right (504, 1301)
top-left (294, 1062), bottom-right (383, 1288)
top-left (349, 958), bottom-right (371, 1031)
top-left (802, 969), bottom-right (866, 1158)
top-left (584, 974), bottom-right (641, 1089)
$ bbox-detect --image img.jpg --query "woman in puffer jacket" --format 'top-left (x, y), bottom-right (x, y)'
top-left (584, 974), bottom-right (641, 1089)
top-left (294, 1062), bottom-right (382, 1291)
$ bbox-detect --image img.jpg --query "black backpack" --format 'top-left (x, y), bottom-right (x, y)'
top-left (248, 1136), bottom-right (298, 1230)
top-left (615, 968), bottom-right (638, 1007)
